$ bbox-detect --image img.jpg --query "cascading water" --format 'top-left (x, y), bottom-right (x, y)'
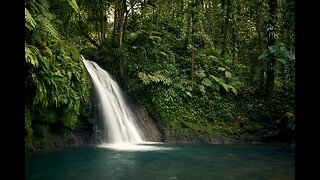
top-left (82, 55), bottom-right (144, 145)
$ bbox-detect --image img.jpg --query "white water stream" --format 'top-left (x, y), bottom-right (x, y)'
top-left (82, 55), bottom-right (145, 145)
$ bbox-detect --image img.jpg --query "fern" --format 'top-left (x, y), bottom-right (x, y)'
top-left (25, 45), bottom-right (39, 67)
top-left (67, 0), bottom-right (80, 14)
top-left (25, 0), bottom-right (90, 132)
top-left (138, 72), bottom-right (172, 85)
top-left (25, 7), bottom-right (37, 30)
top-left (39, 16), bottom-right (59, 40)
top-left (36, 0), bottom-right (50, 12)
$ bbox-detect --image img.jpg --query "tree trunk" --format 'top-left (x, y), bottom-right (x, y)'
top-left (156, 0), bottom-right (161, 26)
top-left (113, 0), bottom-right (128, 80)
top-left (266, 58), bottom-right (275, 98)
top-left (221, 0), bottom-right (231, 58)
top-left (191, 1), bottom-right (197, 82)
top-left (119, 0), bottom-right (127, 80)
top-left (220, 0), bottom-right (225, 37)
top-left (191, 45), bottom-right (195, 81)
top-left (99, 0), bottom-right (106, 46)
top-left (266, 0), bottom-right (278, 99)
top-left (255, 2), bottom-right (264, 90)
top-left (118, 0), bottom-right (126, 48)
top-left (141, 0), bottom-right (145, 18)
top-left (230, 0), bottom-right (238, 63)
top-left (113, 0), bottom-right (120, 47)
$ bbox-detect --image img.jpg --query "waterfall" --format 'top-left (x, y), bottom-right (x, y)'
top-left (82, 55), bottom-right (144, 144)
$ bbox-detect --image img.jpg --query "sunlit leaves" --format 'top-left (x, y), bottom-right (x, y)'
top-left (25, 45), bottom-right (39, 67)
top-left (225, 71), bottom-right (232, 78)
top-left (138, 72), bottom-right (172, 85)
top-left (25, 7), bottom-right (37, 30)
top-left (67, 0), bottom-right (80, 14)
top-left (218, 67), bottom-right (226, 71)
top-left (198, 85), bottom-right (206, 95)
top-left (195, 69), bottom-right (206, 78)
top-left (202, 78), bottom-right (212, 87)
top-left (186, 91), bottom-right (193, 97)
top-left (149, 35), bottom-right (162, 43)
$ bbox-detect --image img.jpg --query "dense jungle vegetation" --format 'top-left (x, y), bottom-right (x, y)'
top-left (25, 0), bottom-right (295, 150)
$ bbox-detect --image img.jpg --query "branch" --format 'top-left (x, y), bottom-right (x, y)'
top-left (78, 20), bottom-right (100, 48)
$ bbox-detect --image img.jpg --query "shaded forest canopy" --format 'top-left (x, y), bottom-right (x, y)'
top-left (25, 0), bottom-right (295, 149)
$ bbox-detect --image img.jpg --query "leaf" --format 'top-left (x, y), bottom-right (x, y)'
top-left (67, 0), bottom-right (80, 14)
top-left (202, 78), bottom-right (212, 87)
top-left (210, 75), bottom-right (237, 95)
top-left (25, 7), bottom-right (37, 30)
top-left (208, 55), bottom-right (218, 62)
top-left (255, 66), bottom-right (266, 73)
top-left (186, 91), bottom-right (193, 97)
top-left (159, 51), bottom-right (167, 57)
top-left (218, 67), bottom-right (225, 71)
top-left (268, 45), bottom-right (278, 54)
top-left (276, 58), bottom-right (287, 64)
top-left (138, 72), bottom-right (150, 84)
top-left (259, 51), bottom-right (269, 60)
top-left (198, 85), bottom-right (206, 95)
top-left (213, 83), bottom-right (220, 91)
top-left (40, 16), bottom-right (59, 39)
top-left (25, 45), bottom-right (39, 67)
top-left (195, 69), bottom-right (206, 78)
top-left (149, 35), bottom-right (161, 44)
top-left (284, 51), bottom-right (295, 60)
top-left (210, 75), bottom-right (225, 85)
top-left (230, 86), bottom-right (237, 95)
top-left (225, 71), bottom-right (232, 78)
top-left (221, 83), bottom-right (230, 92)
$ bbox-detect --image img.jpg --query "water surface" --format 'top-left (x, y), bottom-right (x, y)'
top-left (25, 143), bottom-right (295, 180)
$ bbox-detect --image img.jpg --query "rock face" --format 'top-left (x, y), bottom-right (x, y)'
top-left (128, 101), bottom-right (164, 142)
top-left (259, 112), bottom-right (295, 143)
top-left (163, 128), bottom-right (235, 144)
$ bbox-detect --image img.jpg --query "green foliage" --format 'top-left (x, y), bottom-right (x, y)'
top-left (259, 43), bottom-right (295, 61)
top-left (138, 72), bottom-right (172, 85)
top-left (25, 0), bottom-right (91, 149)
top-left (67, 0), bottom-right (80, 14)
top-left (210, 75), bottom-right (237, 95)
top-left (25, 45), bottom-right (39, 67)
top-left (24, 0), bottom-right (295, 147)
top-left (25, 109), bottom-right (33, 149)
top-left (258, 42), bottom-right (295, 75)
top-left (39, 15), bottom-right (60, 40)
top-left (25, 7), bottom-right (37, 30)
top-left (61, 114), bottom-right (78, 129)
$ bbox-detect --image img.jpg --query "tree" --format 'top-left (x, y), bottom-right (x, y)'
top-left (265, 0), bottom-right (278, 99)
top-left (113, 0), bottom-right (140, 79)
top-left (221, 0), bottom-right (231, 58)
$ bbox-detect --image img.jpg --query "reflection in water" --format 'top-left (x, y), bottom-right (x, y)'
top-left (98, 142), bottom-right (174, 151)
